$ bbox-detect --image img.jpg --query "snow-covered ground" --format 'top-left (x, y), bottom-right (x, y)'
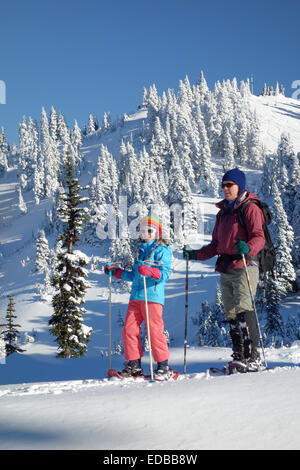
top-left (1, 347), bottom-right (300, 450)
top-left (0, 94), bottom-right (300, 450)
top-left (251, 94), bottom-right (300, 153)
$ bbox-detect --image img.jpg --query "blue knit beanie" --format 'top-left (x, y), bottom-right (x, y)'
top-left (222, 168), bottom-right (246, 196)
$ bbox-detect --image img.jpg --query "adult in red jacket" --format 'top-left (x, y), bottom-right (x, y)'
top-left (184, 168), bottom-right (265, 373)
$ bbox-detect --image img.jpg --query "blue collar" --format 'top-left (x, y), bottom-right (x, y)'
top-left (224, 198), bottom-right (238, 212)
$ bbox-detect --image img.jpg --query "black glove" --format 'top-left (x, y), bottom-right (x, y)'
top-left (183, 246), bottom-right (198, 260)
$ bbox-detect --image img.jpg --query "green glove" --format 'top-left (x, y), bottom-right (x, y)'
top-left (236, 240), bottom-right (250, 255)
top-left (183, 246), bottom-right (198, 260)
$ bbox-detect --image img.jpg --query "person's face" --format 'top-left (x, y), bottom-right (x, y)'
top-left (222, 181), bottom-right (239, 201)
top-left (140, 225), bottom-right (157, 242)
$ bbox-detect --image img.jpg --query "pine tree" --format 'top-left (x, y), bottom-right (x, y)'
top-left (146, 84), bottom-right (161, 139)
top-left (88, 112), bottom-right (96, 135)
top-left (247, 110), bottom-right (263, 168)
top-left (0, 127), bottom-right (8, 175)
top-left (167, 152), bottom-right (194, 242)
top-left (222, 123), bottom-right (235, 170)
top-left (17, 185), bottom-right (27, 214)
top-left (269, 181), bottom-right (296, 296)
top-left (110, 236), bottom-right (134, 271)
top-left (84, 146), bottom-right (115, 244)
top-left (235, 104), bottom-right (249, 165)
top-left (0, 150), bottom-right (8, 176)
top-left (0, 331), bottom-right (6, 363)
top-left (292, 183), bottom-right (300, 266)
top-left (40, 107), bottom-right (60, 196)
top-left (49, 106), bottom-right (58, 142)
top-left (71, 120), bottom-right (82, 150)
top-left (285, 315), bottom-right (300, 346)
top-left (0, 295), bottom-right (25, 355)
top-left (102, 112), bottom-right (112, 133)
top-left (139, 146), bottom-right (161, 206)
top-left (57, 112), bottom-right (71, 145)
top-left (264, 278), bottom-right (285, 347)
top-left (35, 230), bottom-right (50, 272)
top-left (122, 142), bottom-right (142, 204)
top-left (277, 133), bottom-right (300, 223)
top-left (49, 151), bottom-right (92, 358)
top-left (33, 149), bottom-right (45, 203)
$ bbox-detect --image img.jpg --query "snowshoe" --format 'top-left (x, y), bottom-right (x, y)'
top-left (209, 366), bottom-right (230, 376)
top-left (154, 367), bottom-right (179, 381)
top-left (245, 357), bottom-right (262, 372)
top-left (110, 360), bottom-right (143, 378)
top-left (228, 360), bottom-right (249, 374)
top-left (108, 367), bottom-right (180, 382)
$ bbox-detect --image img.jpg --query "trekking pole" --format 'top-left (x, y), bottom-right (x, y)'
top-left (143, 274), bottom-right (155, 383)
top-left (241, 254), bottom-right (268, 369)
top-left (184, 255), bottom-right (189, 374)
top-left (107, 261), bottom-right (113, 370)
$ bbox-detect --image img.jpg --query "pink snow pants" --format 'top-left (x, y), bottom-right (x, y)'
top-left (122, 300), bottom-right (170, 363)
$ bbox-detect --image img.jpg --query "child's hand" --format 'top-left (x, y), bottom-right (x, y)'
top-left (138, 264), bottom-right (161, 280)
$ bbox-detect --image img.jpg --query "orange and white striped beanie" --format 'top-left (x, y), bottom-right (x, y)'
top-left (140, 215), bottom-right (162, 238)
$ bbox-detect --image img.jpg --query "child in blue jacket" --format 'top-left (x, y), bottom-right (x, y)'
top-left (105, 215), bottom-right (172, 379)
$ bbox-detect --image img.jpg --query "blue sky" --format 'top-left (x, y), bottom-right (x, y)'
top-left (0, 0), bottom-right (299, 143)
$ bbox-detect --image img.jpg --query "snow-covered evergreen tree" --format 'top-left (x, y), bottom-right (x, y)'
top-left (0, 331), bottom-right (6, 363)
top-left (0, 150), bottom-right (8, 176)
top-left (102, 112), bottom-right (112, 133)
top-left (40, 107), bottom-right (60, 196)
top-left (277, 133), bottom-right (300, 223)
top-left (57, 112), bottom-right (71, 146)
top-left (49, 151), bottom-right (91, 358)
top-left (88, 112), bottom-right (96, 135)
top-left (35, 230), bottom-right (50, 273)
top-left (222, 123), bottom-right (235, 170)
top-left (121, 141), bottom-right (142, 204)
top-left (71, 120), bottom-right (82, 150)
top-left (264, 278), bottom-right (286, 347)
top-left (285, 315), bottom-right (300, 346)
top-left (0, 127), bottom-right (9, 174)
top-left (269, 181), bottom-right (296, 296)
top-left (49, 106), bottom-right (58, 142)
top-left (17, 185), bottom-right (27, 214)
top-left (0, 295), bottom-right (25, 355)
top-left (247, 111), bottom-right (263, 168)
top-left (146, 84), bottom-right (161, 139)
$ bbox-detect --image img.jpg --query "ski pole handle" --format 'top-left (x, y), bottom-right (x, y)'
top-left (107, 261), bottom-right (113, 278)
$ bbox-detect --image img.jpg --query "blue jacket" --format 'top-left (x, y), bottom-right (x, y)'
top-left (121, 240), bottom-right (172, 306)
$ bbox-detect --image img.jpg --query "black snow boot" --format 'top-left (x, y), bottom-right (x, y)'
top-left (228, 319), bottom-right (248, 373)
top-left (119, 359), bottom-right (143, 377)
top-left (237, 311), bottom-right (261, 372)
top-left (229, 319), bottom-right (244, 361)
top-left (154, 360), bottom-right (170, 380)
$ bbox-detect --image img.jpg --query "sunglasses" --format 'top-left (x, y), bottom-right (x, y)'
top-left (222, 182), bottom-right (236, 189)
top-left (140, 228), bottom-right (156, 235)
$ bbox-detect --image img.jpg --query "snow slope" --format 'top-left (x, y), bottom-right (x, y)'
top-left (1, 349), bottom-right (300, 450)
top-left (0, 94), bottom-right (300, 450)
top-left (251, 95), bottom-right (300, 153)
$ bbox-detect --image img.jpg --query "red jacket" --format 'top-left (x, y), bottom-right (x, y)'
top-left (196, 191), bottom-right (265, 272)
